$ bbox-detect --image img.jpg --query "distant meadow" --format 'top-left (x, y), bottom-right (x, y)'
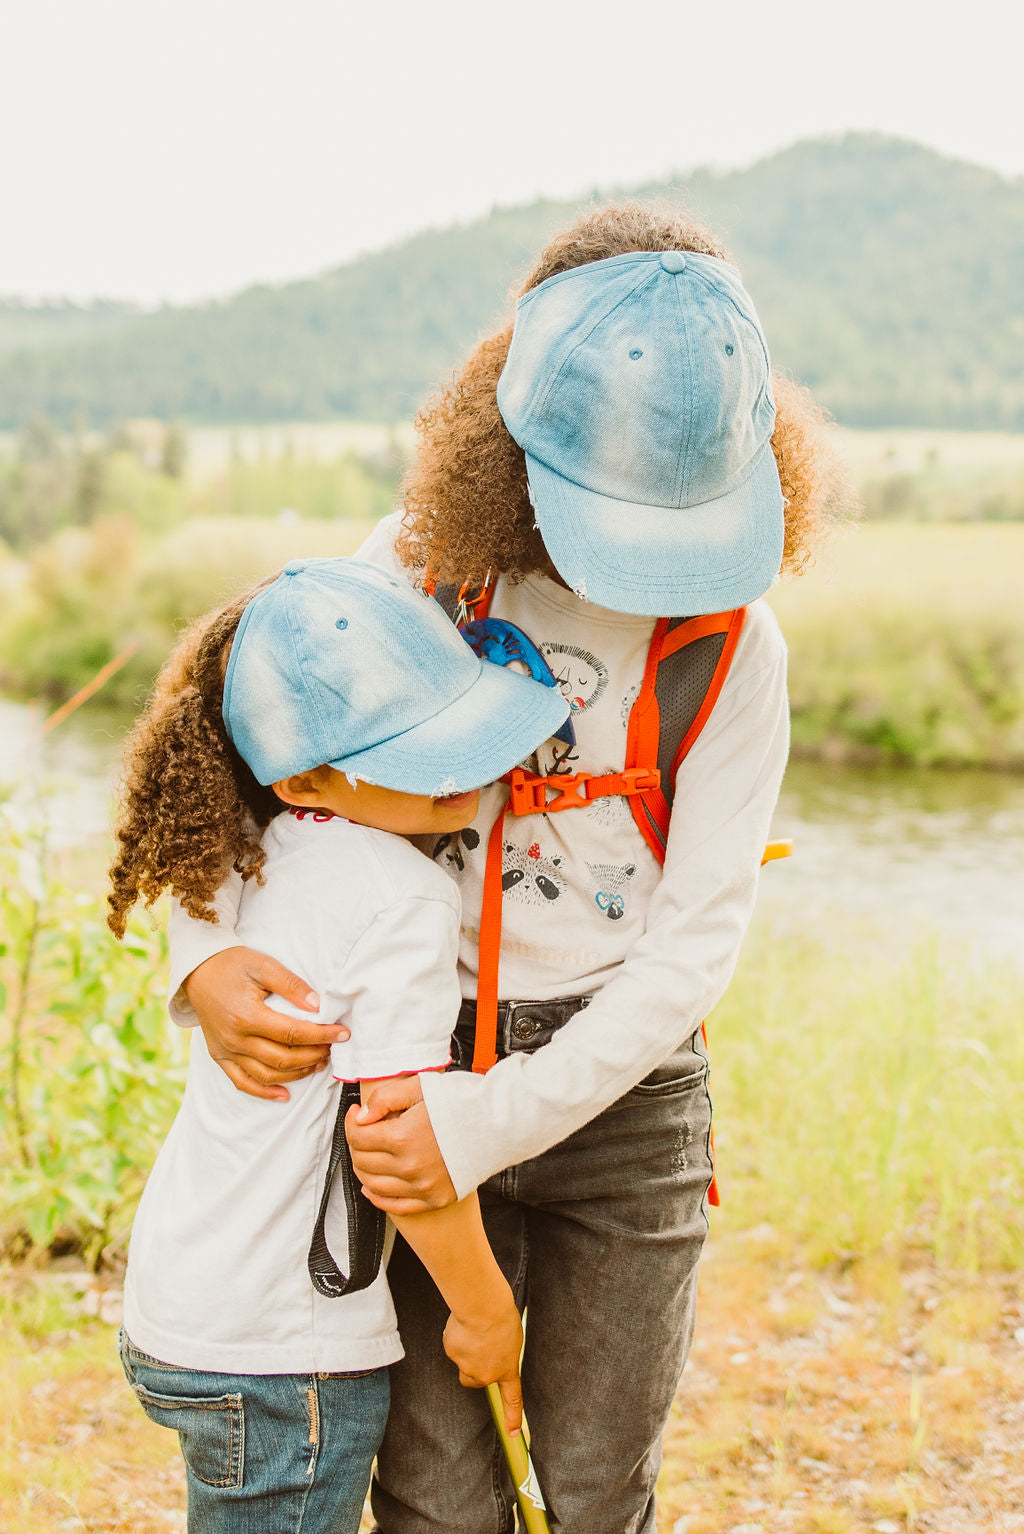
top-left (1, 419), bottom-right (1023, 768)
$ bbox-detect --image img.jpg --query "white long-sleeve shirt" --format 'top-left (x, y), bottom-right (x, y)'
top-left (168, 514), bottom-right (789, 1200)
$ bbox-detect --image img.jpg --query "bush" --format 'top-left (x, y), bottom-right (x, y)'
top-left (0, 515), bottom-right (379, 706)
top-left (0, 805), bottom-right (185, 1266)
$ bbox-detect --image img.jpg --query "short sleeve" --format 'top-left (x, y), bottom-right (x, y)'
top-left (326, 895), bottom-right (460, 1081)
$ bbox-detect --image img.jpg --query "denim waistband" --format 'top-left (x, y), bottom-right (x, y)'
top-left (452, 995), bottom-right (591, 1069)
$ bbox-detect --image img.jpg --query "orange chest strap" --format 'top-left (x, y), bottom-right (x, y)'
top-left (473, 765), bottom-right (662, 1075)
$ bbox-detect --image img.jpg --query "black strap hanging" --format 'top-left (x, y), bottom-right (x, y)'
top-left (307, 1081), bottom-right (387, 1298)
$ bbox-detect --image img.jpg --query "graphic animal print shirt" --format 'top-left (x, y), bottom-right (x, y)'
top-left (427, 570), bottom-right (665, 1000)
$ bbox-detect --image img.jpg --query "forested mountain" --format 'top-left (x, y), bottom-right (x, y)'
top-left (0, 300), bottom-right (140, 358)
top-left (2, 135), bottom-right (1023, 430)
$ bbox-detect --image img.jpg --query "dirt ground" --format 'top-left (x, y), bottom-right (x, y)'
top-left (3, 1233), bottom-right (1022, 1533)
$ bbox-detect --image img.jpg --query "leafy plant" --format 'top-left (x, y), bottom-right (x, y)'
top-left (0, 803), bottom-right (186, 1266)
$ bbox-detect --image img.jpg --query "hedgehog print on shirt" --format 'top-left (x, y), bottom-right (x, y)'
top-left (539, 643), bottom-right (609, 717)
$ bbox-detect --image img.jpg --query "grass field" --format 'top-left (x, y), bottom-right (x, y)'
top-left (3, 908), bottom-right (1022, 1531)
top-left (4, 1241), bottom-right (1022, 1534)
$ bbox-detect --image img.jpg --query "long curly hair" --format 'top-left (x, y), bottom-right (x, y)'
top-left (396, 202), bottom-right (847, 589)
top-left (107, 580), bottom-right (282, 939)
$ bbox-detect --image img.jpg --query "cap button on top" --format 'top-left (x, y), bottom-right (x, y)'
top-left (283, 560), bottom-right (306, 575)
top-left (660, 252), bottom-right (687, 274)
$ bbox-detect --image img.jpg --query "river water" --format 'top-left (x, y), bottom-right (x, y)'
top-left (2, 698), bottom-right (1022, 963)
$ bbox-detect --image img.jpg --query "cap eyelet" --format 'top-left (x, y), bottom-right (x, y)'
top-left (335, 617), bottom-right (348, 630)
top-left (629, 348), bottom-right (643, 360)
top-left (725, 344), bottom-right (735, 356)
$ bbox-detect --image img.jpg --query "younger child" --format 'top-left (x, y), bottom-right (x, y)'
top-left (107, 557), bottom-right (569, 1533)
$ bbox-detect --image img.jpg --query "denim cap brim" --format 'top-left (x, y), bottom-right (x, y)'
top-left (325, 655), bottom-right (570, 797)
top-left (223, 557), bottom-right (570, 791)
top-left (527, 440), bottom-right (785, 616)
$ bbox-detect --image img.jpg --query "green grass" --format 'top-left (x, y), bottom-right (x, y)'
top-left (770, 523), bottom-right (1024, 767)
top-left (3, 788), bottom-right (1022, 1278)
top-left (710, 921), bottom-right (1024, 1272)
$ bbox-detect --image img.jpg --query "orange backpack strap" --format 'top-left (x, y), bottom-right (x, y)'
top-left (622, 607), bottom-right (746, 1210)
top-left (473, 802), bottom-right (510, 1073)
top-left (625, 608), bottom-right (746, 864)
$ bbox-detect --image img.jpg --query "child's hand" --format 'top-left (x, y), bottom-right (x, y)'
top-left (443, 1291), bottom-right (524, 1435)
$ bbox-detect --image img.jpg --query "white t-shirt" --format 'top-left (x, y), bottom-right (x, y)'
top-left (168, 513), bottom-right (790, 1203)
top-left (123, 810), bottom-right (459, 1374)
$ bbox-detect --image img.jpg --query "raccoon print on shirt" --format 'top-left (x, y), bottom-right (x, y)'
top-left (502, 841), bottom-right (566, 905)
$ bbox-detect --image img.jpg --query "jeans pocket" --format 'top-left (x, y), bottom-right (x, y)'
top-left (119, 1336), bottom-right (244, 1488)
top-left (630, 1036), bottom-right (708, 1098)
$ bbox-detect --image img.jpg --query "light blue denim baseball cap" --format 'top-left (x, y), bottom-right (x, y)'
top-left (222, 558), bottom-right (570, 792)
top-left (497, 250), bottom-right (785, 616)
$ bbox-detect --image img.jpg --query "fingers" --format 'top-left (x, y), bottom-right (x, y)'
top-left (454, 1373), bottom-right (523, 1437)
top-left (352, 1161), bottom-right (455, 1207)
top-left (214, 1052), bottom-right (333, 1091)
top-left (360, 1191), bottom-right (443, 1217)
top-left (346, 1100), bottom-right (458, 1207)
top-left (345, 1098), bottom-right (424, 1157)
top-left (354, 1166), bottom-right (437, 1197)
top-left (215, 1057), bottom-right (293, 1103)
top-left (498, 1373), bottom-right (524, 1436)
top-left (221, 1032), bottom-right (334, 1073)
top-left (244, 953), bottom-right (321, 1012)
top-left (235, 1007), bottom-right (346, 1054)
top-left (352, 1075), bottom-right (424, 1123)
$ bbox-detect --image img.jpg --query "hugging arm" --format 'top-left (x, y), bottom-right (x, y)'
top-left (169, 879), bottom-right (347, 1102)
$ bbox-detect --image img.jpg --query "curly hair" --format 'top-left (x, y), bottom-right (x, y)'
top-left (396, 202), bottom-right (847, 590)
top-left (107, 580), bottom-right (282, 939)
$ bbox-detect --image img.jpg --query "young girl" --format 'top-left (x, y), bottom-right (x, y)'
top-left (169, 205), bottom-right (842, 1532)
top-left (108, 557), bottom-right (569, 1532)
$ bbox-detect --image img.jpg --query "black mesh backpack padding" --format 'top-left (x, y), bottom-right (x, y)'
top-left (432, 584), bottom-right (461, 622)
top-left (654, 621), bottom-right (728, 814)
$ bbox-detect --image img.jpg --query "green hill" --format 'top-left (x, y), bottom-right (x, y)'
top-left (0, 299), bottom-right (140, 358)
top-left (2, 134), bottom-right (1023, 430)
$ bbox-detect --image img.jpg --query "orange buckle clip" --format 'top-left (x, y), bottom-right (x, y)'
top-left (507, 766), bottom-right (660, 816)
top-left (617, 767), bottom-right (661, 795)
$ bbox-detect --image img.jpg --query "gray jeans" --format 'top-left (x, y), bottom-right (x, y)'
top-left (372, 999), bottom-right (713, 1534)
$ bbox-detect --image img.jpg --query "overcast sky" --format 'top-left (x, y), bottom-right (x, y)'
top-left (2, 0), bottom-right (1018, 305)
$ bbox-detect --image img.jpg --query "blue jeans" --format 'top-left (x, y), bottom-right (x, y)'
top-left (372, 1003), bottom-right (714, 1534)
top-left (119, 1331), bottom-right (389, 1533)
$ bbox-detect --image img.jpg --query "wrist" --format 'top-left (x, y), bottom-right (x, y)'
top-left (449, 1273), bottom-right (516, 1329)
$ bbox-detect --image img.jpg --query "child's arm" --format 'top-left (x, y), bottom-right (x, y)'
top-left (361, 1079), bottom-right (524, 1434)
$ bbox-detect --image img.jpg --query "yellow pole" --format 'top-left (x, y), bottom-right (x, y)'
top-left (485, 1383), bottom-right (552, 1534)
